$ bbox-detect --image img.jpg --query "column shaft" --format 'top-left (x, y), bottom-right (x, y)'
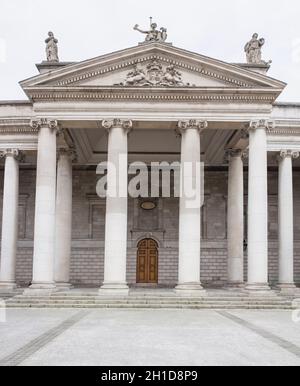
top-left (278, 151), bottom-right (298, 290)
top-left (0, 150), bottom-right (19, 290)
top-left (99, 119), bottom-right (132, 295)
top-left (54, 149), bottom-right (73, 289)
top-left (227, 151), bottom-right (244, 287)
top-left (27, 120), bottom-right (58, 293)
top-left (175, 120), bottom-right (206, 295)
top-left (246, 120), bottom-right (271, 292)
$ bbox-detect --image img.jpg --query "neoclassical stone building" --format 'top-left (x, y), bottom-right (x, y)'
top-left (0, 27), bottom-right (300, 295)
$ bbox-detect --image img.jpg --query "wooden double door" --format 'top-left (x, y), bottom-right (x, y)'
top-left (136, 239), bottom-right (158, 284)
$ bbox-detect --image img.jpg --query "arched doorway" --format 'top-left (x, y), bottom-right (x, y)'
top-left (136, 239), bottom-right (158, 284)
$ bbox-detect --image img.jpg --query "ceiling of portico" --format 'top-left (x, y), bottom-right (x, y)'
top-left (67, 123), bottom-right (237, 166)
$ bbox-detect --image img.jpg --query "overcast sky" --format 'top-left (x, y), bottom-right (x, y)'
top-left (1, 0), bottom-right (300, 101)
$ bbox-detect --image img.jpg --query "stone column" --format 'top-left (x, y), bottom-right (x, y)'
top-left (277, 150), bottom-right (298, 292)
top-left (99, 119), bottom-right (132, 295)
top-left (0, 149), bottom-right (21, 291)
top-left (25, 119), bottom-right (58, 294)
top-left (246, 119), bottom-right (274, 292)
top-left (175, 120), bottom-right (207, 296)
top-left (227, 149), bottom-right (244, 287)
top-left (54, 148), bottom-right (75, 290)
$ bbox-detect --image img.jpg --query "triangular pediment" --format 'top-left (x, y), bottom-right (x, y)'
top-left (20, 42), bottom-right (286, 102)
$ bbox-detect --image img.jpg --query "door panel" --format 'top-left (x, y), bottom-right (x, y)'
top-left (137, 239), bottom-right (158, 283)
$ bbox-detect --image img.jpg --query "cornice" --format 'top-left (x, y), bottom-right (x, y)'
top-left (0, 119), bottom-right (37, 134)
top-left (268, 120), bottom-right (300, 133)
top-left (25, 87), bottom-right (277, 103)
top-left (268, 128), bottom-right (300, 135)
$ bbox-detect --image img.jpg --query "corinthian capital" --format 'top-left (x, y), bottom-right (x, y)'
top-left (177, 119), bottom-right (208, 133)
top-left (279, 150), bottom-right (299, 160)
top-left (249, 119), bottom-right (275, 132)
top-left (30, 118), bottom-right (59, 131)
top-left (102, 119), bottom-right (133, 132)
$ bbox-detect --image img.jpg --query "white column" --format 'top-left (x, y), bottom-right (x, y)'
top-left (175, 120), bottom-right (207, 296)
top-left (227, 149), bottom-right (244, 287)
top-left (54, 148), bottom-right (74, 290)
top-left (278, 150), bottom-right (298, 291)
top-left (246, 119), bottom-right (273, 292)
top-left (99, 119), bottom-right (132, 295)
top-left (0, 149), bottom-right (20, 291)
top-left (25, 119), bottom-right (58, 294)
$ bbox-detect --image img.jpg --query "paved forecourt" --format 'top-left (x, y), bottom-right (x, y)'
top-left (0, 308), bottom-right (300, 366)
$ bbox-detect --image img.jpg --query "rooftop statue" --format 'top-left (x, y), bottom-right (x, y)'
top-left (134, 17), bottom-right (167, 43)
top-left (45, 31), bottom-right (59, 62)
top-left (244, 33), bottom-right (267, 64)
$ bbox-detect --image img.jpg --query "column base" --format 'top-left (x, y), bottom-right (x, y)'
top-left (174, 283), bottom-right (206, 297)
top-left (23, 282), bottom-right (57, 296)
top-left (55, 282), bottom-right (73, 291)
top-left (244, 283), bottom-right (273, 296)
top-left (0, 281), bottom-right (17, 293)
top-left (276, 283), bottom-right (299, 295)
top-left (227, 282), bottom-right (245, 290)
top-left (99, 282), bottom-right (129, 296)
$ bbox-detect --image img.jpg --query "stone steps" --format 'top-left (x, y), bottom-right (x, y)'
top-left (3, 302), bottom-right (293, 310)
top-left (8, 294), bottom-right (290, 300)
top-left (7, 297), bottom-right (291, 304)
top-left (2, 293), bottom-right (294, 309)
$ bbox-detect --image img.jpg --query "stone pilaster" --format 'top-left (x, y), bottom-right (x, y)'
top-left (175, 119), bottom-right (207, 296)
top-left (99, 119), bottom-right (132, 295)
